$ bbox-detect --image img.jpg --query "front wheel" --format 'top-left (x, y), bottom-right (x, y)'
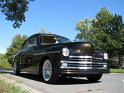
top-left (42, 59), bottom-right (58, 83)
top-left (13, 62), bottom-right (20, 76)
top-left (86, 74), bottom-right (102, 82)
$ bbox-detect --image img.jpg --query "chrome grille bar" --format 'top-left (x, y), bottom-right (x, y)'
top-left (60, 55), bottom-right (107, 69)
top-left (69, 56), bottom-right (92, 59)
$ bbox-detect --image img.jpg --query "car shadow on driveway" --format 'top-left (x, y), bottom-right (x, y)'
top-left (56, 78), bottom-right (101, 85)
top-left (0, 69), bottom-right (101, 85)
top-left (12, 72), bottom-right (101, 85)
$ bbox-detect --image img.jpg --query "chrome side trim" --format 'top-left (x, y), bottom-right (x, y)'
top-left (34, 51), bottom-right (60, 56)
top-left (69, 56), bottom-right (92, 59)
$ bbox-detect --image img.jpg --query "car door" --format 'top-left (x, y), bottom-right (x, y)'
top-left (20, 35), bottom-right (39, 73)
top-left (32, 34), bottom-right (58, 74)
top-left (19, 39), bottom-right (30, 71)
top-left (28, 35), bottom-right (41, 74)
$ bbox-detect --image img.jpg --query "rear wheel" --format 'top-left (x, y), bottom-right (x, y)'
top-left (86, 74), bottom-right (102, 82)
top-left (13, 62), bottom-right (20, 76)
top-left (42, 59), bottom-right (58, 83)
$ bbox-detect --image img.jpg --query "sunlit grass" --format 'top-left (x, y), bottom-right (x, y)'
top-left (110, 69), bottom-right (124, 73)
top-left (0, 79), bottom-right (29, 93)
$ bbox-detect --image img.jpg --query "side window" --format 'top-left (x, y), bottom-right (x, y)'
top-left (28, 37), bottom-right (37, 47)
top-left (42, 35), bottom-right (56, 45)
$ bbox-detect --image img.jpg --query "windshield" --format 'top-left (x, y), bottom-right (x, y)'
top-left (39, 34), bottom-right (71, 45)
top-left (58, 36), bottom-right (71, 43)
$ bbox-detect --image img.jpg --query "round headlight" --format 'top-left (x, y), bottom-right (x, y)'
top-left (62, 48), bottom-right (70, 57)
top-left (104, 53), bottom-right (108, 60)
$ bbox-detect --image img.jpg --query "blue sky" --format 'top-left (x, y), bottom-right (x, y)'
top-left (0, 0), bottom-right (124, 54)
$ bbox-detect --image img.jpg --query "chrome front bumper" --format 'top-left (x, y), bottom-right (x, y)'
top-left (60, 56), bottom-right (109, 75)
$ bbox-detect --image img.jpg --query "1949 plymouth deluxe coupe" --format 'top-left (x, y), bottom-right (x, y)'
top-left (13, 33), bottom-right (109, 83)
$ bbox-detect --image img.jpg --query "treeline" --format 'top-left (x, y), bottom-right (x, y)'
top-left (0, 35), bottom-right (27, 69)
top-left (76, 7), bottom-right (124, 68)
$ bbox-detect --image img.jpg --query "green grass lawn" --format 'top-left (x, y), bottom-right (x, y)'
top-left (110, 69), bottom-right (124, 73)
top-left (0, 78), bottom-right (29, 93)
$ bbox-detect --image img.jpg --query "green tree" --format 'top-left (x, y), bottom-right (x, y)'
top-left (6, 34), bottom-right (27, 64)
top-left (0, 54), bottom-right (11, 69)
top-left (76, 19), bottom-right (92, 42)
top-left (0, 0), bottom-right (33, 28)
top-left (91, 7), bottom-right (124, 56)
top-left (76, 7), bottom-right (124, 54)
top-left (75, 7), bottom-right (124, 68)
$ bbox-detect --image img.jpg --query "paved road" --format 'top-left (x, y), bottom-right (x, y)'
top-left (0, 70), bottom-right (124, 93)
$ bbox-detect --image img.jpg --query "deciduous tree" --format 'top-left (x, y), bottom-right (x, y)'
top-left (6, 34), bottom-right (27, 64)
top-left (76, 7), bottom-right (124, 56)
top-left (91, 7), bottom-right (124, 56)
top-left (76, 19), bottom-right (92, 42)
top-left (75, 7), bottom-right (124, 68)
top-left (0, 0), bottom-right (33, 28)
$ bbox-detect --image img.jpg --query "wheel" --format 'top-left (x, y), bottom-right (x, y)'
top-left (13, 62), bottom-right (20, 76)
top-left (86, 74), bottom-right (102, 82)
top-left (42, 59), bottom-right (58, 83)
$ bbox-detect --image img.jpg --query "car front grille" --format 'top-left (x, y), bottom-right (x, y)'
top-left (67, 63), bottom-right (104, 68)
top-left (60, 56), bottom-right (107, 69)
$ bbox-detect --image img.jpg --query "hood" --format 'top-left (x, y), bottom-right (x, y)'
top-left (62, 42), bottom-right (94, 56)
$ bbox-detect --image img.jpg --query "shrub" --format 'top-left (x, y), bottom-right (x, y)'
top-left (0, 54), bottom-right (11, 69)
top-left (109, 56), bottom-right (124, 69)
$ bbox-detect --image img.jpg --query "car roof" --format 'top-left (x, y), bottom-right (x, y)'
top-left (30, 33), bottom-right (57, 37)
top-left (30, 33), bottom-right (69, 39)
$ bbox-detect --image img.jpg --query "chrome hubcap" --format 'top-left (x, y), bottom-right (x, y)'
top-left (42, 60), bottom-right (52, 81)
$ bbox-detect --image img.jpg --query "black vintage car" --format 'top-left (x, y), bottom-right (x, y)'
top-left (13, 33), bottom-right (109, 83)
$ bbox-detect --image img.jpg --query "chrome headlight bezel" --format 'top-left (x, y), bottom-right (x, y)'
top-left (62, 47), bottom-right (70, 57)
